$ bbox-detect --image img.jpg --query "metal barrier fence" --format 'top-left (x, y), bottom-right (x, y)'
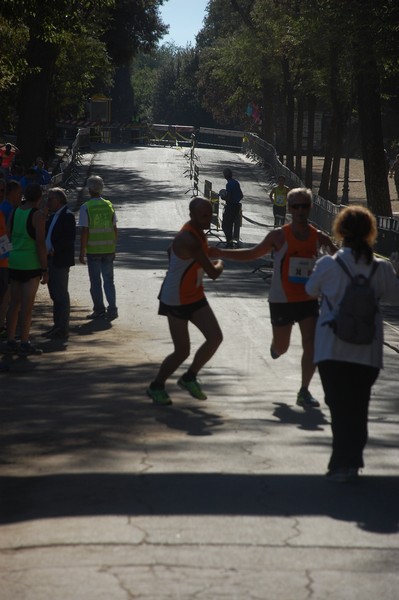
top-left (51, 127), bottom-right (88, 191)
top-left (148, 124), bottom-right (195, 146)
top-left (244, 132), bottom-right (399, 257)
top-left (53, 123), bottom-right (399, 256)
top-left (196, 128), bottom-right (244, 150)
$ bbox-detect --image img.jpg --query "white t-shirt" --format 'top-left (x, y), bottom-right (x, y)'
top-left (305, 247), bottom-right (399, 369)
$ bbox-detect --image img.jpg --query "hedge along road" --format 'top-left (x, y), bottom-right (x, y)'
top-left (1, 143), bottom-right (399, 600)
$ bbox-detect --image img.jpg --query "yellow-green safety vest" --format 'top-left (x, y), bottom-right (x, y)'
top-left (86, 198), bottom-right (116, 254)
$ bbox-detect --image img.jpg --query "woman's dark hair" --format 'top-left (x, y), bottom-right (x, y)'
top-left (333, 205), bottom-right (377, 264)
top-left (24, 183), bottom-right (42, 203)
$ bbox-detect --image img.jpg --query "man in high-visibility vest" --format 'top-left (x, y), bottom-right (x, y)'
top-left (79, 175), bottom-right (118, 320)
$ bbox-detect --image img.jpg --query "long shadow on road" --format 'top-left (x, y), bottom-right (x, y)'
top-left (1, 351), bottom-right (398, 535)
top-left (1, 471), bottom-right (397, 535)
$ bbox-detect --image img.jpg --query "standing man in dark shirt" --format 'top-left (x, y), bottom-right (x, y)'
top-left (43, 188), bottom-right (76, 338)
top-left (221, 168), bottom-right (243, 247)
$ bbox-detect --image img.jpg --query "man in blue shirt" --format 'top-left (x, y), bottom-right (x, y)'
top-left (221, 168), bottom-right (243, 247)
top-left (34, 157), bottom-right (52, 186)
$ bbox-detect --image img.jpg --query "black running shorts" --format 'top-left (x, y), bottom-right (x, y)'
top-left (158, 297), bottom-right (209, 320)
top-left (9, 268), bottom-right (42, 282)
top-left (269, 300), bottom-right (319, 327)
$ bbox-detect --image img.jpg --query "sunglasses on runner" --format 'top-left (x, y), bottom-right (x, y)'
top-left (290, 203), bottom-right (311, 209)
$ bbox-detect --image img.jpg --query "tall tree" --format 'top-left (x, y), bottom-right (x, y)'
top-left (1, 0), bottom-right (113, 164)
top-left (313, 0), bottom-right (398, 214)
top-left (0, 16), bottom-right (29, 137)
top-left (102, 0), bottom-right (167, 122)
top-left (0, 0), bottom-right (167, 165)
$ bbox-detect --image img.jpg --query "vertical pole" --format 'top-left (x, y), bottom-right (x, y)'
top-left (341, 153), bottom-right (350, 205)
top-left (341, 115), bottom-right (351, 205)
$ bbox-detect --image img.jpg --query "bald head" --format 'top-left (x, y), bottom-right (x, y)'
top-left (189, 197), bottom-right (212, 214)
top-left (189, 197), bottom-right (213, 231)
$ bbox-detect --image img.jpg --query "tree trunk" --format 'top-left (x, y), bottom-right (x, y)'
top-left (328, 115), bottom-right (345, 203)
top-left (356, 60), bottom-right (392, 216)
top-left (16, 38), bottom-right (59, 168)
top-left (295, 95), bottom-right (304, 180)
top-left (111, 65), bottom-right (135, 123)
top-left (275, 87), bottom-right (286, 158)
top-left (261, 77), bottom-right (275, 144)
top-left (305, 94), bottom-right (316, 189)
top-left (282, 59), bottom-right (294, 171)
top-left (319, 116), bottom-right (335, 199)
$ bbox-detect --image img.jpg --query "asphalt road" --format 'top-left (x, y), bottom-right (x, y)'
top-left (1, 144), bottom-right (398, 600)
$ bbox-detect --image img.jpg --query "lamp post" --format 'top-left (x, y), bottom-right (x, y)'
top-left (341, 152), bottom-right (350, 205)
top-left (341, 78), bottom-right (353, 206)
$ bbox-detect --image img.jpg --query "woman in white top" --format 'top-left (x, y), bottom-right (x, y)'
top-left (306, 205), bottom-right (399, 482)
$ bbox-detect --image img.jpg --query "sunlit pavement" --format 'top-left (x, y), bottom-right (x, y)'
top-left (1, 144), bottom-right (398, 600)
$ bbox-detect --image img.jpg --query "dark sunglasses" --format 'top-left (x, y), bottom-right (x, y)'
top-left (290, 203), bottom-right (311, 210)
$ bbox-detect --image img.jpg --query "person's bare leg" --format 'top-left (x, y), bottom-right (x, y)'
top-left (6, 281), bottom-right (22, 341)
top-left (270, 323), bottom-right (292, 358)
top-left (154, 316), bottom-right (190, 384)
top-left (0, 285), bottom-right (10, 328)
top-left (19, 277), bottom-right (40, 343)
top-left (298, 316), bottom-right (317, 388)
top-left (187, 304), bottom-right (223, 375)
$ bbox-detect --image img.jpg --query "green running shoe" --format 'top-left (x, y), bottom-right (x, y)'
top-left (296, 388), bottom-right (320, 408)
top-left (178, 377), bottom-right (207, 400)
top-left (146, 387), bottom-right (172, 406)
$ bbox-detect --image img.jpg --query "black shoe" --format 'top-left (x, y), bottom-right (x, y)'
top-left (107, 308), bottom-right (118, 321)
top-left (3, 340), bottom-right (19, 355)
top-left (41, 326), bottom-right (57, 338)
top-left (47, 327), bottom-right (69, 339)
top-left (326, 468), bottom-right (359, 483)
top-left (86, 310), bottom-right (106, 320)
top-left (18, 342), bottom-right (43, 356)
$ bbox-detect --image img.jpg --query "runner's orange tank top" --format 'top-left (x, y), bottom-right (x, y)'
top-left (280, 224), bottom-right (318, 302)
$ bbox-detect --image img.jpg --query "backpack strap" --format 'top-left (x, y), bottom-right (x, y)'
top-left (335, 256), bottom-right (354, 281)
top-left (335, 255), bottom-right (379, 283)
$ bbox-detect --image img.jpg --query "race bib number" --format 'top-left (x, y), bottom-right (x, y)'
top-left (288, 257), bottom-right (315, 283)
top-left (0, 234), bottom-right (12, 257)
top-left (275, 193), bottom-right (286, 206)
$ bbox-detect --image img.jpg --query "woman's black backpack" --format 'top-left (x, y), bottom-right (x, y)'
top-left (325, 257), bottom-right (379, 345)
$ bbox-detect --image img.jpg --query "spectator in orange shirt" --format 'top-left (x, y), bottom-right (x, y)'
top-left (0, 143), bottom-right (19, 174)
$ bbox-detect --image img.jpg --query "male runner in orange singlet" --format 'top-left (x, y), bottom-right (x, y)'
top-left (147, 197), bottom-right (224, 405)
top-left (210, 188), bottom-right (337, 407)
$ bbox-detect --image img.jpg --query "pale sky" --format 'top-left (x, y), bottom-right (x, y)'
top-left (159, 0), bottom-right (209, 47)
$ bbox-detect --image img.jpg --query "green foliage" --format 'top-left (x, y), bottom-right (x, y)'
top-left (53, 33), bottom-right (113, 119)
top-left (0, 0), bottom-right (167, 141)
top-left (132, 44), bottom-right (215, 127)
top-left (0, 17), bottom-right (29, 92)
top-left (103, 0), bottom-right (168, 65)
top-left (132, 52), bottom-right (162, 122)
top-left (0, 0), bottom-right (114, 42)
